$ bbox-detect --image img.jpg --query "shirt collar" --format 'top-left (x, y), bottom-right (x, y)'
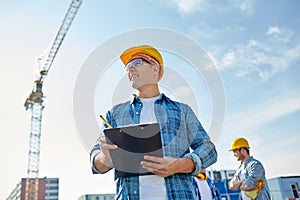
top-left (242, 156), bottom-right (253, 164)
top-left (130, 93), bottom-right (166, 104)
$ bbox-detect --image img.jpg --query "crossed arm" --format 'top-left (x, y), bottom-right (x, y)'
top-left (228, 178), bottom-right (253, 191)
top-left (229, 161), bottom-right (264, 191)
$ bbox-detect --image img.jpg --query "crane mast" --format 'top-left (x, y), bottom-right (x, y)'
top-left (23, 0), bottom-right (82, 199)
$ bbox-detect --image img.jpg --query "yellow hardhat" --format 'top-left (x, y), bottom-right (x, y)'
top-left (196, 170), bottom-right (208, 180)
top-left (229, 138), bottom-right (250, 151)
top-left (120, 45), bottom-right (164, 80)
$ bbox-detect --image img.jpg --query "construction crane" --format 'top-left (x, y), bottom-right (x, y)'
top-left (23, 0), bottom-right (82, 199)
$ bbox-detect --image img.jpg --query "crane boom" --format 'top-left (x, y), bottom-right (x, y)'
top-left (23, 0), bottom-right (82, 199)
top-left (37, 0), bottom-right (82, 82)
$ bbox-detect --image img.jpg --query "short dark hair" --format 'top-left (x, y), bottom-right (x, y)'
top-left (241, 147), bottom-right (250, 155)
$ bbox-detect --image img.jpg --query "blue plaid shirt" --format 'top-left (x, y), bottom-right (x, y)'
top-left (91, 94), bottom-right (217, 200)
top-left (233, 156), bottom-right (271, 200)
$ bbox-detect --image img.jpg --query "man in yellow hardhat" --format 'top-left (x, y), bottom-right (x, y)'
top-left (90, 45), bottom-right (217, 199)
top-left (228, 138), bottom-right (271, 200)
top-left (192, 169), bottom-right (221, 200)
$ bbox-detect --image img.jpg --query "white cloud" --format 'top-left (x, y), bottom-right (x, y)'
top-left (211, 37), bottom-right (300, 80)
top-left (168, 0), bottom-right (255, 16)
top-left (231, 0), bottom-right (254, 15)
top-left (265, 26), bottom-right (293, 43)
top-left (221, 51), bottom-right (237, 68)
top-left (239, 0), bottom-right (254, 15)
top-left (228, 93), bottom-right (300, 133)
top-left (163, 0), bottom-right (258, 16)
top-left (176, 0), bottom-right (202, 14)
top-left (188, 24), bottom-right (298, 80)
top-left (266, 26), bottom-right (280, 35)
top-left (285, 43), bottom-right (300, 61)
top-left (168, 0), bottom-right (204, 14)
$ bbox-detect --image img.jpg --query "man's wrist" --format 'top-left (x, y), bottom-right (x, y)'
top-left (183, 153), bottom-right (202, 175)
top-left (177, 157), bottom-right (195, 173)
top-left (240, 182), bottom-right (252, 191)
top-left (94, 152), bottom-right (113, 172)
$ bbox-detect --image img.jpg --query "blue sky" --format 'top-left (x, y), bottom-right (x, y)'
top-left (1, 0), bottom-right (300, 199)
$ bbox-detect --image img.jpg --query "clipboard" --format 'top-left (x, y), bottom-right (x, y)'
top-left (103, 123), bottom-right (163, 177)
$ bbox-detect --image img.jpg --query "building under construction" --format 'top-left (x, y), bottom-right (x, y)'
top-left (6, 177), bottom-right (59, 200)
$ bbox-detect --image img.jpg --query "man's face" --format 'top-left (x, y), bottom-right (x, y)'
top-left (125, 57), bottom-right (159, 89)
top-left (232, 148), bottom-right (244, 161)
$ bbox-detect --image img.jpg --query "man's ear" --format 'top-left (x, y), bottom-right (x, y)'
top-left (153, 64), bottom-right (160, 75)
top-left (241, 148), bottom-right (246, 154)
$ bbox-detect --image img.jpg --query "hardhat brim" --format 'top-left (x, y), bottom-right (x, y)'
top-left (120, 45), bottom-right (164, 80)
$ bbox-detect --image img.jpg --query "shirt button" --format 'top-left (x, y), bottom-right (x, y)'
top-left (135, 112), bottom-right (139, 115)
top-left (133, 191), bottom-right (137, 195)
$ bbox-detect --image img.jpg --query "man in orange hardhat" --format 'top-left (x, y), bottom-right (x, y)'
top-left (228, 138), bottom-right (271, 200)
top-left (120, 44), bottom-right (164, 81)
top-left (90, 44), bottom-right (217, 199)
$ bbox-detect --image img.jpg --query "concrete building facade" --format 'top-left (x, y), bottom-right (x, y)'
top-left (268, 176), bottom-right (300, 200)
top-left (78, 193), bottom-right (115, 200)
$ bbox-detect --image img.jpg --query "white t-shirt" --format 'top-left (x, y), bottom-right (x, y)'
top-left (239, 163), bottom-right (251, 200)
top-left (194, 177), bottom-right (213, 200)
top-left (139, 95), bottom-right (168, 200)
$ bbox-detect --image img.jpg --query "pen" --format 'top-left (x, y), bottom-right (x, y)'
top-left (99, 115), bottom-right (112, 128)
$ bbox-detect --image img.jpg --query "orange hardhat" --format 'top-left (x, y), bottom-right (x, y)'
top-left (120, 45), bottom-right (164, 80)
top-left (229, 138), bottom-right (250, 151)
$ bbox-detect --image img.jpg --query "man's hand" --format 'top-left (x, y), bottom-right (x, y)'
top-left (240, 182), bottom-right (253, 191)
top-left (94, 135), bottom-right (118, 172)
top-left (228, 178), bottom-right (243, 190)
top-left (140, 156), bottom-right (194, 177)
